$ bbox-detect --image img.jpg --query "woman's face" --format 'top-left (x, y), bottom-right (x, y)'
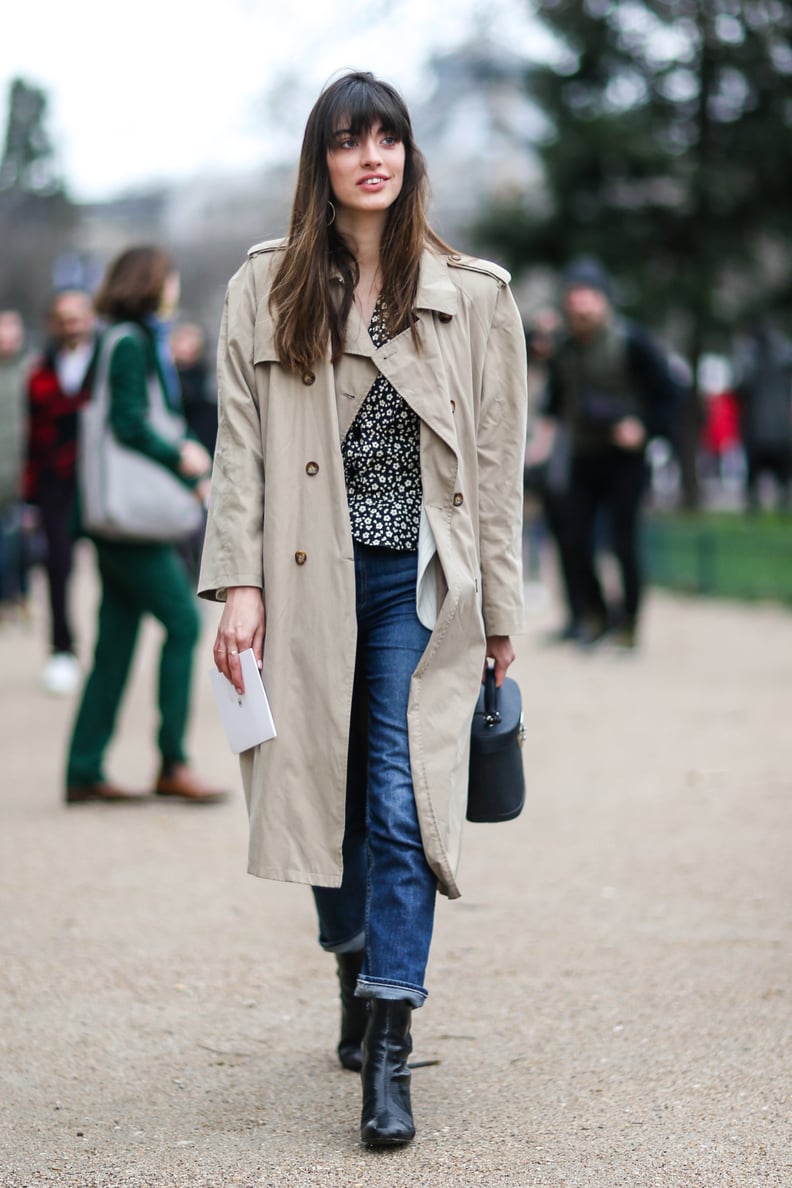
top-left (159, 271), bottom-right (181, 319)
top-left (326, 121), bottom-right (405, 220)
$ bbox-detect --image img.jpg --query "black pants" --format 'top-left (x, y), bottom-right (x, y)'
top-left (745, 444), bottom-right (791, 509)
top-left (37, 474), bottom-right (77, 654)
top-left (568, 448), bottom-right (647, 625)
top-left (541, 485), bottom-right (582, 627)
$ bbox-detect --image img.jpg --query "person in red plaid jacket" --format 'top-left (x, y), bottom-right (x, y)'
top-left (25, 290), bottom-right (98, 694)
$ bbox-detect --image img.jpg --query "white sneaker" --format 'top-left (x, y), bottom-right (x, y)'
top-left (41, 652), bottom-right (82, 696)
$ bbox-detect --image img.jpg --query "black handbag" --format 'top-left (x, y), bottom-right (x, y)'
top-left (467, 666), bottom-right (526, 823)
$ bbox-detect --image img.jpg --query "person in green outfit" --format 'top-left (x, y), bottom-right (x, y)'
top-left (65, 245), bottom-right (227, 805)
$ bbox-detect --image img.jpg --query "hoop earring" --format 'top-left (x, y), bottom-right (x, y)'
top-left (327, 200), bottom-right (336, 227)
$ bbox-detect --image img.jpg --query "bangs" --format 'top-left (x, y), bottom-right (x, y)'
top-left (322, 77), bottom-right (412, 147)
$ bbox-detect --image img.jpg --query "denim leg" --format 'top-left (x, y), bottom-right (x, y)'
top-left (356, 546), bottom-right (435, 1006)
top-left (311, 545), bottom-right (436, 1008)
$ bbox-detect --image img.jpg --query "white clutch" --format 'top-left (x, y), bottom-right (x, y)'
top-left (209, 649), bottom-right (277, 754)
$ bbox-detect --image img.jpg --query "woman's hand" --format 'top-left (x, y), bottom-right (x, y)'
top-left (484, 635), bottom-right (515, 687)
top-left (194, 477), bottom-right (211, 507)
top-left (179, 439), bottom-right (212, 478)
top-left (213, 586), bottom-right (266, 693)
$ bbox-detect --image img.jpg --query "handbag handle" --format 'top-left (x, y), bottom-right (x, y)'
top-left (92, 322), bottom-right (174, 424)
top-left (483, 662), bottom-right (501, 727)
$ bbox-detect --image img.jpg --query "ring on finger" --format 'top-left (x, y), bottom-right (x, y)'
top-left (229, 649), bottom-right (239, 655)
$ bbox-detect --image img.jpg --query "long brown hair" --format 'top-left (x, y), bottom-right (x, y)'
top-left (94, 245), bottom-right (173, 323)
top-left (270, 71), bottom-right (454, 372)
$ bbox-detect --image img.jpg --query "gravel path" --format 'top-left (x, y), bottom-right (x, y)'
top-left (1, 547), bottom-right (790, 1187)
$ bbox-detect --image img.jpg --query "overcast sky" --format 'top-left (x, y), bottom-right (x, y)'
top-left (1, 0), bottom-right (547, 201)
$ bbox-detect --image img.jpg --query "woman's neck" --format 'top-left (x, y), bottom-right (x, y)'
top-left (336, 212), bottom-right (386, 325)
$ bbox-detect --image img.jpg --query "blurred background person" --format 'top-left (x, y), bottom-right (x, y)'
top-left (697, 354), bottom-right (744, 508)
top-left (733, 316), bottom-right (792, 513)
top-left (24, 289), bottom-right (97, 693)
top-left (0, 309), bottom-right (29, 620)
top-left (522, 307), bottom-right (581, 640)
top-left (170, 320), bottom-right (217, 583)
top-left (545, 257), bottom-right (680, 650)
top-left (65, 245), bottom-right (225, 805)
top-left (171, 321), bottom-right (218, 457)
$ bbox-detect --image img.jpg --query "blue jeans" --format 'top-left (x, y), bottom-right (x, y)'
top-left (312, 544), bottom-right (436, 1008)
top-left (0, 504), bottom-right (25, 604)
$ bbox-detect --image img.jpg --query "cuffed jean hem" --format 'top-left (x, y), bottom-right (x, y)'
top-left (317, 929), bottom-right (366, 955)
top-left (355, 975), bottom-right (427, 1009)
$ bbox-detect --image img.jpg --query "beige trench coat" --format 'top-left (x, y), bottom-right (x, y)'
top-left (198, 241), bottom-right (527, 899)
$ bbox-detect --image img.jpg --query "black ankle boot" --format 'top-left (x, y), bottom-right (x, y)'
top-left (360, 999), bottom-right (415, 1147)
top-left (336, 950), bottom-right (368, 1072)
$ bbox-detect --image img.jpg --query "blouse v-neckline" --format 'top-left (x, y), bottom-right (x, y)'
top-left (366, 295), bottom-right (390, 349)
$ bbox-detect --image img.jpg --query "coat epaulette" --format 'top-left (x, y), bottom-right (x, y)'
top-left (247, 237), bottom-right (286, 258)
top-left (447, 254), bottom-right (511, 287)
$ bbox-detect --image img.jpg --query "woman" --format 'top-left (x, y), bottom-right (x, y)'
top-left (66, 246), bottom-right (226, 805)
top-left (200, 72), bottom-right (527, 1146)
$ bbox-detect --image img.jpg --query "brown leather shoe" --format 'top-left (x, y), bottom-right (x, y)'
top-left (66, 782), bottom-right (147, 804)
top-left (155, 764), bottom-right (228, 804)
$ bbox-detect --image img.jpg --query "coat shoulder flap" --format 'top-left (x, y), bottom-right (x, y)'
top-left (447, 253), bottom-right (511, 288)
top-left (247, 236), bottom-right (287, 259)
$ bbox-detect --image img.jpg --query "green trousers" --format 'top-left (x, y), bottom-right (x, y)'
top-left (66, 539), bottom-right (201, 787)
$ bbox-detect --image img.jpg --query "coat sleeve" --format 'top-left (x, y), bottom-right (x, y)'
top-left (198, 264), bottom-right (268, 601)
top-left (625, 322), bottom-right (682, 440)
top-left (477, 282), bottom-right (528, 636)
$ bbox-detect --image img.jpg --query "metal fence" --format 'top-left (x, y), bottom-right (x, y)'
top-left (643, 513), bottom-right (792, 605)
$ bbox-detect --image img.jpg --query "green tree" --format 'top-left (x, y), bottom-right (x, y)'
top-left (0, 77), bottom-right (60, 194)
top-left (472, 0), bottom-right (792, 506)
top-left (0, 77), bottom-right (75, 326)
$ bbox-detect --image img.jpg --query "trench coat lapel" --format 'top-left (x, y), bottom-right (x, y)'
top-left (336, 251), bottom-right (461, 455)
top-left (375, 324), bottom-right (457, 456)
top-left (334, 305), bottom-right (377, 442)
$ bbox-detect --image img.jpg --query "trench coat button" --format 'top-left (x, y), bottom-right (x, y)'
top-left (438, 312), bottom-right (452, 323)
top-left (453, 492), bottom-right (464, 507)
top-left (305, 461), bottom-right (319, 476)
top-left (450, 399), bottom-right (456, 412)
top-left (301, 370), bottom-right (316, 385)
top-left (294, 550), bottom-right (307, 565)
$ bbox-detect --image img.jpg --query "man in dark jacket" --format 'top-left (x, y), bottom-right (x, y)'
top-left (734, 318), bottom-right (792, 511)
top-left (25, 290), bottom-right (97, 693)
top-left (545, 257), bottom-right (679, 649)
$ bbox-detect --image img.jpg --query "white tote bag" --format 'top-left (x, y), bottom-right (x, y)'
top-left (79, 323), bottom-right (204, 542)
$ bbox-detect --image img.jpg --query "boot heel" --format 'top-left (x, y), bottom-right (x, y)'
top-left (360, 999), bottom-right (415, 1147)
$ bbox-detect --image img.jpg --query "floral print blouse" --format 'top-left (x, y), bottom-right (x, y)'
top-left (342, 297), bottom-right (422, 550)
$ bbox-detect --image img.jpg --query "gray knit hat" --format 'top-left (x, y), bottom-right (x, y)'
top-left (563, 256), bottom-right (613, 299)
